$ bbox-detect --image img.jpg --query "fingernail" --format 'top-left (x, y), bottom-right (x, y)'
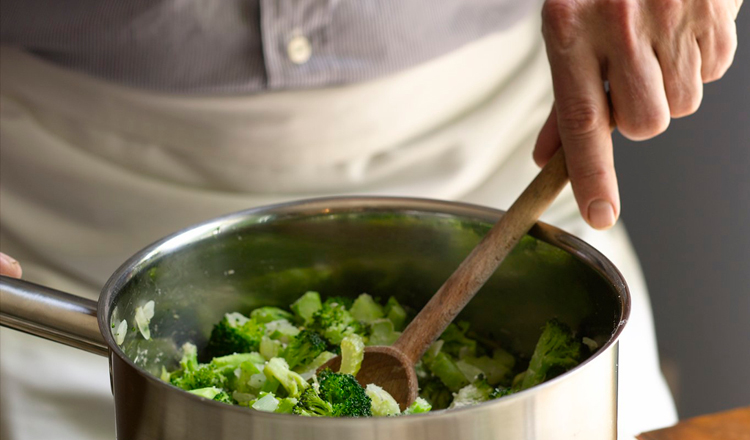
top-left (0, 252), bottom-right (22, 278)
top-left (587, 200), bottom-right (616, 230)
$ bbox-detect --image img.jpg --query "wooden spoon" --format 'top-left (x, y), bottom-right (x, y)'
top-left (321, 148), bottom-right (570, 411)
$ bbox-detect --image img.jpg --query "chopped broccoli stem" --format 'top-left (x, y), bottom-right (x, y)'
top-left (383, 297), bottom-right (407, 331)
top-left (367, 319), bottom-right (401, 346)
top-left (429, 352), bottom-right (470, 392)
top-left (349, 294), bottom-right (384, 324)
top-left (290, 291), bottom-right (322, 324)
top-left (250, 307), bottom-right (294, 324)
top-left (264, 358), bottom-right (309, 399)
top-left (402, 397), bottom-right (432, 415)
top-left (339, 333), bottom-right (365, 376)
top-left (252, 392), bottom-right (280, 412)
top-left (365, 384), bottom-right (400, 416)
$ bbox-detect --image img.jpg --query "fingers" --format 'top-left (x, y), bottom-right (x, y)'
top-left (0, 252), bottom-right (22, 278)
top-left (697, 23), bottom-right (738, 82)
top-left (542, 3), bottom-right (620, 230)
top-left (533, 105), bottom-right (561, 167)
top-left (655, 35), bottom-right (703, 118)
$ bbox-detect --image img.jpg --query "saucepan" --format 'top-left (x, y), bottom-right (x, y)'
top-left (0, 197), bottom-right (629, 440)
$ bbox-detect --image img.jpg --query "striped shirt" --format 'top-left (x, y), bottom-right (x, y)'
top-left (1, 0), bottom-right (533, 94)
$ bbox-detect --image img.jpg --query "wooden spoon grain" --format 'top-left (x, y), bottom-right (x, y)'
top-left (321, 148), bottom-right (570, 410)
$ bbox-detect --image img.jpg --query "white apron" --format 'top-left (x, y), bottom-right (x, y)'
top-left (0, 13), bottom-right (676, 439)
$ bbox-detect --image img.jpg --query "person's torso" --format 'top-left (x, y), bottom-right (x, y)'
top-left (1, 0), bottom-right (533, 93)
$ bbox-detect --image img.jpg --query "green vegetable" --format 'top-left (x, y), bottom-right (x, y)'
top-left (264, 357), bottom-right (309, 399)
top-left (159, 290), bottom-right (586, 416)
top-left (383, 297), bottom-right (407, 331)
top-left (449, 378), bottom-right (494, 409)
top-left (339, 333), bottom-right (365, 376)
top-left (402, 397), bottom-right (432, 415)
top-left (283, 330), bottom-right (327, 369)
top-left (429, 352), bottom-right (470, 392)
top-left (366, 319), bottom-right (401, 346)
top-left (365, 384), bottom-right (400, 417)
top-left (349, 294), bottom-right (384, 324)
top-left (517, 319), bottom-right (581, 391)
top-left (250, 307), bottom-right (294, 324)
top-left (206, 313), bottom-right (266, 358)
top-left (317, 369), bottom-right (373, 417)
top-left (188, 386), bottom-right (233, 403)
top-left (252, 392), bottom-right (280, 412)
top-left (293, 386), bottom-right (334, 417)
top-left (290, 291), bottom-right (323, 324)
top-left (310, 301), bottom-right (363, 345)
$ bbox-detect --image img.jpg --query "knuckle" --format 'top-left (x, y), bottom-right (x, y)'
top-left (599, 0), bottom-right (640, 56)
top-left (651, 0), bottom-right (683, 34)
top-left (542, 0), bottom-right (581, 48)
top-left (669, 88), bottom-right (702, 117)
top-left (569, 163), bottom-right (610, 188)
top-left (618, 107), bottom-right (670, 140)
top-left (556, 99), bottom-right (604, 137)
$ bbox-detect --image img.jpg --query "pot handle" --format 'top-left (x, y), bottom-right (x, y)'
top-left (0, 276), bottom-right (109, 357)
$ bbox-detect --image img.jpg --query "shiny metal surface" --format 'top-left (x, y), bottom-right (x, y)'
top-left (0, 197), bottom-right (630, 440)
top-left (0, 276), bottom-right (108, 356)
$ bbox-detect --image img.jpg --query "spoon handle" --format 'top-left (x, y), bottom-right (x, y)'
top-left (393, 148), bottom-right (570, 365)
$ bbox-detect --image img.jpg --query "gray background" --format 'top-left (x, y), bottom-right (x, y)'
top-left (614, 9), bottom-right (749, 419)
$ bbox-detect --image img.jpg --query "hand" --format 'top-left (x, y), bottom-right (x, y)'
top-left (0, 252), bottom-right (22, 278)
top-left (534, 0), bottom-right (743, 229)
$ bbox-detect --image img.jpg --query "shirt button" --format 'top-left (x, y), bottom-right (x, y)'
top-left (287, 35), bottom-right (312, 64)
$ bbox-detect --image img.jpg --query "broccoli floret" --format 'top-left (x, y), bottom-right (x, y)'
top-left (310, 302), bottom-right (363, 345)
top-left (383, 297), bottom-right (408, 331)
top-left (518, 319), bottom-right (581, 391)
top-left (402, 397), bottom-right (432, 415)
top-left (293, 386), bottom-right (334, 417)
top-left (489, 386), bottom-right (513, 400)
top-left (264, 358), bottom-right (309, 399)
top-left (317, 369), bottom-right (373, 417)
top-left (339, 333), bottom-right (365, 376)
top-left (250, 306), bottom-right (294, 324)
top-left (290, 291), bottom-right (323, 325)
top-left (418, 377), bottom-right (453, 410)
top-left (170, 364), bottom-right (226, 391)
top-left (188, 386), bottom-right (233, 404)
top-left (283, 330), bottom-right (327, 369)
top-left (323, 296), bottom-right (354, 309)
top-left (349, 294), bottom-right (384, 324)
top-left (167, 343), bottom-right (229, 391)
top-left (449, 378), bottom-right (494, 409)
top-left (365, 384), bottom-right (400, 416)
top-left (206, 313), bottom-right (266, 358)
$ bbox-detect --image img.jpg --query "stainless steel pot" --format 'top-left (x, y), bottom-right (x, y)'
top-left (0, 197), bottom-right (629, 440)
